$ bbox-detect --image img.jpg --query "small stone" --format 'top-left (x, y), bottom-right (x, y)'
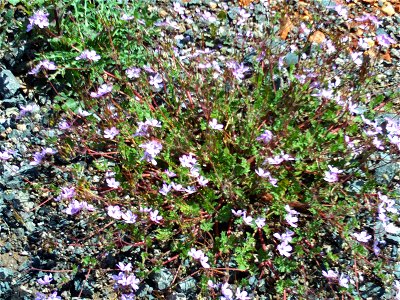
top-left (0, 69), bottom-right (20, 98)
top-left (209, 2), bottom-right (217, 9)
top-left (381, 2), bottom-right (395, 16)
top-left (16, 124), bottom-right (26, 131)
top-left (309, 31), bottom-right (325, 44)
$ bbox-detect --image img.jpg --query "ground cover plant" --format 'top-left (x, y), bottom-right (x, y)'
top-left (1, 0), bottom-right (400, 299)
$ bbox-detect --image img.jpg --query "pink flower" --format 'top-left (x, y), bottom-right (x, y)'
top-left (376, 34), bottom-right (396, 48)
top-left (256, 130), bottom-right (273, 144)
top-left (179, 153), bottom-right (197, 168)
top-left (117, 262), bottom-right (132, 272)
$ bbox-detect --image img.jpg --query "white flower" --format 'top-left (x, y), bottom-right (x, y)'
top-left (322, 270), bottom-right (338, 279)
top-left (353, 231), bottom-right (372, 243)
top-left (209, 118), bottom-right (223, 130)
top-left (149, 73), bottom-right (163, 89)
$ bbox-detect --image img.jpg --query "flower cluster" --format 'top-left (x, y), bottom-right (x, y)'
top-left (90, 83), bottom-right (113, 98)
top-left (35, 291), bottom-right (61, 300)
top-left (274, 230), bottom-right (294, 257)
top-left (65, 200), bottom-right (95, 215)
top-left (188, 248), bottom-right (210, 268)
top-left (30, 148), bottom-right (57, 166)
top-left (323, 165), bottom-right (343, 183)
top-left (322, 270), bottom-right (350, 288)
top-left (28, 60), bottom-right (57, 76)
top-left (134, 119), bottom-right (162, 137)
top-left (139, 140), bottom-right (163, 165)
top-left (112, 262), bottom-right (140, 298)
top-left (27, 10), bottom-right (50, 32)
top-left (75, 49), bottom-right (101, 62)
top-left (377, 192), bottom-right (400, 234)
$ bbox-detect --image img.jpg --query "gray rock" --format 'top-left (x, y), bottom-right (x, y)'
top-left (177, 277), bottom-right (197, 294)
top-left (359, 282), bottom-right (385, 299)
top-left (151, 268), bottom-right (174, 290)
top-left (0, 69), bottom-right (20, 99)
top-left (0, 268), bottom-right (14, 280)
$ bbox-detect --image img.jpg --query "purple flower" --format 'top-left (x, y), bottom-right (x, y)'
top-left (209, 118), bottom-right (223, 130)
top-left (104, 127), bottom-right (120, 139)
top-left (37, 274), bottom-right (53, 285)
top-left (29, 60), bottom-right (57, 75)
top-left (376, 34), bottom-right (396, 47)
top-left (322, 270), bottom-right (338, 279)
top-left (242, 213), bottom-right (253, 225)
top-left (107, 205), bottom-right (122, 219)
top-left (256, 130), bottom-right (273, 144)
top-left (121, 293), bottom-right (136, 300)
top-left (126, 67), bottom-right (141, 79)
top-left (164, 169), bottom-right (176, 177)
top-left (235, 288), bottom-right (251, 300)
top-left (149, 210), bottom-right (163, 223)
top-left (30, 151), bottom-right (46, 166)
top-left (76, 49), bottom-right (101, 62)
top-left (58, 120), bottom-right (71, 130)
top-left (221, 283), bottom-right (233, 299)
top-left (236, 9), bottom-right (251, 26)
top-left (352, 231), bottom-right (372, 243)
top-left (173, 2), bottom-right (185, 15)
top-left (121, 210), bottom-right (137, 224)
top-left (117, 262), bottom-right (133, 272)
top-left (139, 140), bottom-right (163, 165)
top-left (339, 274), bottom-right (349, 288)
top-left (59, 187), bottom-right (76, 201)
top-left (46, 292), bottom-right (62, 300)
top-left (273, 230), bottom-right (294, 244)
top-left (188, 248), bottom-right (210, 268)
top-left (197, 175), bottom-right (209, 187)
top-left (0, 150), bottom-right (12, 161)
top-left (277, 242), bottom-right (292, 257)
top-left (149, 73), bottom-right (163, 90)
top-left (159, 182), bottom-right (172, 196)
top-left (121, 14), bottom-right (134, 21)
top-left (179, 153), bottom-right (197, 168)
top-left (90, 84), bottom-right (113, 98)
top-left (106, 177), bottom-right (120, 189)
top-left (255, 217), bottom-right (266, 228)
top-left (201, 11), bottom-right (217, 23)
top-left (27, 10), bottom-right (50, 32)
top-left (19, 103), bottom-right (40, 117)
top-left (231, 63), bottom-right (249, 81)
top-left (232, 209), bottom-right (245, 217)
top-left (65, 200), bottom-right (84, 215)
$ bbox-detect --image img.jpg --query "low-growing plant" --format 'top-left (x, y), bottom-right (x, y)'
top-left (5, 0), bottom-right (400, 299)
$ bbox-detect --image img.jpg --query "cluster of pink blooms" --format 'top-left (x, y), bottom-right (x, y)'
top-left (112, 262), bottom-right (139, 299)
top-left (273, 206), bottom-right (300, 257)
top-left (90, 83), bottom-right (113, 98)
top-left (27, 10), bottom-right (50, 32)
top-left (188, 248), bottom-right (210, 268)
top-left (28, 60), bottom-right (57, 75)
